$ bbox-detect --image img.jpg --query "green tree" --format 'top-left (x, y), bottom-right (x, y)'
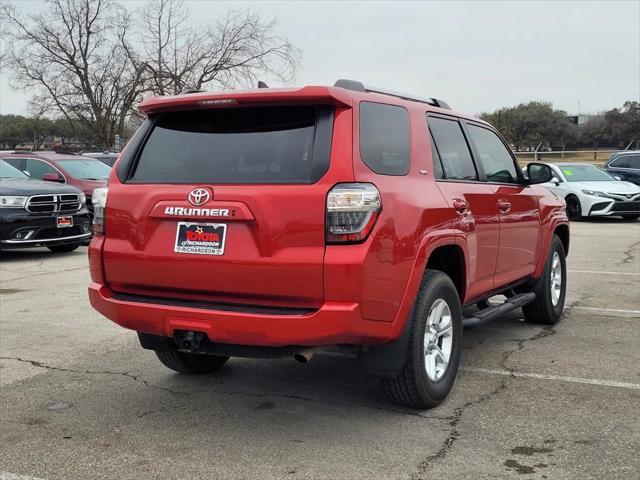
top-left (481, 102), bottom-right (577, 150)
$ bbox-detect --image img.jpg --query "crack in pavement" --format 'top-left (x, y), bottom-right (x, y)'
top-left (616, 239), bottom-right (640, 267)
top-left (0, 356), bottom-right (188, 396)
top-left (410, 301), bottom-right (580, 480)
top-left (0, 356), bottom-right (451, 423)
top-left (1, 266), bottom-right (88, 283)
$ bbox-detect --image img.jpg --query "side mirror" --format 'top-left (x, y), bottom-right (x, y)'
top-left (526, 163), bottom-right (554, 185)
top-left (42, 172), bottom-right (64, 183)
top-left (613, 175), bottom-right (622, 181)
top-left (551, 176), bottom-right (561, 186)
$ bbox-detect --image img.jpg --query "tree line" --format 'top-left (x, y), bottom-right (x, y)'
top-left (0, 0), bottom-right (299, 149)
top-left (480, 101), bottom-right (639, 151)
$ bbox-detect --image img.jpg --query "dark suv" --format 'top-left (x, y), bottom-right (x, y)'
top-left (604, 151), bottom-right (640, 185)
top-left (0, 160), bottom-right (91, 252)
top-left (88, 80), bottom-right (569, 408)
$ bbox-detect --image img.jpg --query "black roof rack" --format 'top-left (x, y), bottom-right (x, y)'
top-left (333, 79), bottom-right (450, 109)
top-left (180, 88), bottom-right (206, 94)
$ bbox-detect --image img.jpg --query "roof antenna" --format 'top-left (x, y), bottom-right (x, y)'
top-left (257, 81), bottom-right (269, 89)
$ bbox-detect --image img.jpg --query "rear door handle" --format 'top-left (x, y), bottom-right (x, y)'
top-left (452, 198), bottom-right (469, 215)
top-left (498, 199), bottom-right (512, 213)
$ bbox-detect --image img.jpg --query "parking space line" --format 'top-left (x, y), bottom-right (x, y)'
top-left (568, 269), bottom-right (640, 276)
top-left (462, 367), bottom-right (640, 390)
top-left (570, 306), bottom-right (640, 318)
top-left (0, 473), bottom-right (47, 480)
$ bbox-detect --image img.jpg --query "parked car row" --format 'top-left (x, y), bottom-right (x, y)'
top-left (528, 161), bottom-right (640, 221)
top-left (0, 151), bottom-right (112, 253)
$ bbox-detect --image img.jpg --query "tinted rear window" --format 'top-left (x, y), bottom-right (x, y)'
top-left (428, 117), bottom-right (478, 181)
top-left (359, 102), bottom-right (410, 175)
top-left (130, 106), bottom-right (332, 183)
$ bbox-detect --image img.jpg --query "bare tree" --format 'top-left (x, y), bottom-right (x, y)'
top-left (132, 0), bottom-right (300, 95)
top-left (2, 0), bottom-right (300, 147)
top-left (1, 0), bottom-right (146, 148)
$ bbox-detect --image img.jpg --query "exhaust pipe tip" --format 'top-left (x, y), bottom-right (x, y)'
top-left (294, 351), bottom-right (313, 363)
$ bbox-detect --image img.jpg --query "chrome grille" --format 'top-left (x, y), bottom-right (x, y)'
top-left (26, 194), bottom-right (81, 213)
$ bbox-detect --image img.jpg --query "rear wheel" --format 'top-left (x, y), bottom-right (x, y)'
top-left (621, 215), bottom-right (639, 221)
top-left (154, 343), bottom-right (229, 374)
top-left (383, 270), bottom-right (462, 409)
top-left (522, 234), bottom-right (566, 324)
top-left (565, 195), bottom-right (582, 221)
top-left (47, 243), bottom-right (80, 253)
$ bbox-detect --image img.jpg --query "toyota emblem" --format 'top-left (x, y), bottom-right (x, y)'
top-left (188, 188), bottom-right (211, 206)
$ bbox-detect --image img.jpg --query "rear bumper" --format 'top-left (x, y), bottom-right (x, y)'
top-left (88, 282), bottom-right (393, 347)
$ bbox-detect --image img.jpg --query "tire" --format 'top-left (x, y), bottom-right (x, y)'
top-left (155, 347), bottom-right (229, 374)
top-left (47, 242), bottom-right (80, 253)
top-left (383, 270), bottom-right (463, 409)
top-left (522, 234), bottom-right (566, 325)
top-left (565, 195), bottom-right (582, 221)
top-left (622, 215), bottom-right (639, 221)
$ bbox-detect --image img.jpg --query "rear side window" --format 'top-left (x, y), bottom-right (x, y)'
top-left (631, 156), bottom-right (640, 168)
top-left (130, 106), bottom-right (332, 184)
top-left (428, 117), bottom-right (478, 180)
top-left (359, 102), bottom-right (410, 175)
top-left (466, 124), bottom-right (519, 183)
top-left (611, 156), bottom-right (630, 168)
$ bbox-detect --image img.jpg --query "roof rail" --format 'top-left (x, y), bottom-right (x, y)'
top-left (333, 79), bottom-right (450, 109)
top-left (180, 88), bottom-right (206, 94)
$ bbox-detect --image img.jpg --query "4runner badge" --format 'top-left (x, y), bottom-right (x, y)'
top-left (188, 188), bottom-right (211, 206)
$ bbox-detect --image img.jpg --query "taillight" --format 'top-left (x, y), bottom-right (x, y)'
top-left (91, 187), bottom-right (108, 235)
top-left (326, 183), bottom-right (381, 244)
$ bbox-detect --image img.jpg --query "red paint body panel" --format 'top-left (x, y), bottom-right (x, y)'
top-left (89, 84), bottom-right (569, 348)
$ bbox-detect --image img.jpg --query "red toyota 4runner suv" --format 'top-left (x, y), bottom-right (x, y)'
top-left (88, 80), bottom-right (569, 408)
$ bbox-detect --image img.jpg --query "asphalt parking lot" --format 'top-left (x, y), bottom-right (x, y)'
top-left (0, 219), bottom-right (638, 480)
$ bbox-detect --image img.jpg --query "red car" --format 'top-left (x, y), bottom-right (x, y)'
top-left (1, 151), bottom-right (111, 215)
top-left (88, 80), bottom-right (569, 408)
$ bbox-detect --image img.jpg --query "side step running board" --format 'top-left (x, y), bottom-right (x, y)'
top-left (462, 292), bottom-right (536, 328)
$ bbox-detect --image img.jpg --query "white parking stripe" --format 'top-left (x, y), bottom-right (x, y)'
top-left (568, 269), bottom-right (640, 276)
top-left (571, 306), bottom-right (640, 318)
top-left (462, 367), bottom-right (640, 390)
top-left (0, 473), bottom-right (47, 480)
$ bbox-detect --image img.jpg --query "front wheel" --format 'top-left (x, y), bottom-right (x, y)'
top-left (522, 234), bottom-right (567, 324)
top-left (383, 270), bottom-right (463, 409)
top-left (565, 195), bottom-right (582, 221)
top-left (47, 243), bottom-right (80, 253)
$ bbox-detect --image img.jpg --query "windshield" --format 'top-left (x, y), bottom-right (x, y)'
top-left (560, 165), bottom-right (616, 182)
top-left (58, 159), bottom-right (111, 180)
top-left (0, 159), bottom-right (29, 179)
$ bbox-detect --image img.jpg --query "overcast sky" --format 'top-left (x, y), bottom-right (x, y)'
top-left (1, 0), bottom-right (639, 116)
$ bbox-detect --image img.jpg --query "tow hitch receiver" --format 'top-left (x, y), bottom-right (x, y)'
top-left (174, 330), bottom-right (207, 353)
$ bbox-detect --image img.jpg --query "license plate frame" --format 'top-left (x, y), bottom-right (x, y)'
top-left (174, 222), bottom-right (227, 256)
top-left (57, 216), bottom-right (73, 228)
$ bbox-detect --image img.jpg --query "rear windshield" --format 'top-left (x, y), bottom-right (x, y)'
top-left (130, 106), bottom-right (332, 184)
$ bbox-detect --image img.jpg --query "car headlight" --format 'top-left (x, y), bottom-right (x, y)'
top-left (581, 190), bottom-right (611, 198)
top-left (0, 196), bottom-right (28, 208)
top-left (79, 192), bottom-right (87, 204)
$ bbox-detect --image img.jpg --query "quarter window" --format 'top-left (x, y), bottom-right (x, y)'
top-left (467, 124), bottom-right (519, 183)
top-left (428, 117), bottom-right (477, 180)
top-left (359, 102), bottom-right (410, 175)
top-left (630, 155), bottom-right (640, 169)
top-left (429, 132), bottom-right (444, 179)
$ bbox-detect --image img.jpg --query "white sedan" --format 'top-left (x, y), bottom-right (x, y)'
top-left (536, 163), bottom-right (640, 221)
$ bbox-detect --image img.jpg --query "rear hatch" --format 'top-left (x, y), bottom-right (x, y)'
top-left (103, 101), bottom-right (351, 309)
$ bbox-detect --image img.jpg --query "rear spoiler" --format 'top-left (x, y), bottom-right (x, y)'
top-left (138, 86), bottom-right (353, 115)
